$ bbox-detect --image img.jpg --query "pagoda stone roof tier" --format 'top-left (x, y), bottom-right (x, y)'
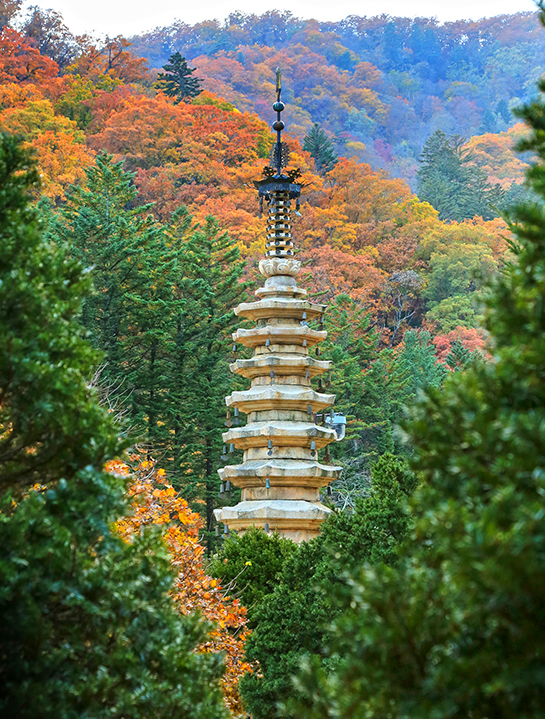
top-left (255, 284), bottom-right (308, 300)
top-left (225, 384), bottom-right (334, 413)
top-left (230, 354), bottom-right (331, 379)
top-left (233, 324), bottom-right (326, 348)
top-left (223, 421), bottom-right (336, 449)
top-left (218, 457), bottom-right (342, 486)
top-left (234, 298), bottom-right (326, 322)
top-left (214, 500), bottom-right (332, 531)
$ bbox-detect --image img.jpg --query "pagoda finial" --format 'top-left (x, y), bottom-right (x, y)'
top-left (273, 67), bottom-right (284, 174)
top-left (255, 68), bottom-right (301, 218)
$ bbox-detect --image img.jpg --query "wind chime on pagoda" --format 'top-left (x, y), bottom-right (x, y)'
top-left (214, 70), bottom-right (343, 543)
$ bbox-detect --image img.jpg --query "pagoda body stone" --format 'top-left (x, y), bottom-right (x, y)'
top-left (214, 71), bottom-right (342, 543)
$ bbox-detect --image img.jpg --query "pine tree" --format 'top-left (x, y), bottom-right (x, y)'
top-left (417, 129), bottom-right (504, 221)
top-left (395, 329), bottom-right (446, 394)
top-left (50, 153), bottom-right (184, 458)
top-left (303, 123), bottom-right (338, 174)
top-left (155, 51), bottom-right (203, 103)
top-left (289, 16), bottom-right (545, 715)
top-left (239, 454), bottom-right (417, 719)
top-left (0, 137), bottom-right (116, 496)
top-left (169, 215), bottom-right (247, 543)
top-left (209, 527), bottom-right (297, 622)
top-left (445, 337), bottom-right (474, 371)
top-left (0, 134), bottom-right (226, 718)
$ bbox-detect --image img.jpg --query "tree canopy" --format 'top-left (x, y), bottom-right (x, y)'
top-left (287, 24), bottom-right (545, 716)
top-left (0, 134), bottom-right (227, 719)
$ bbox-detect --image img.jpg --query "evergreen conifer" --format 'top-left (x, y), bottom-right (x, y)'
top-left (156, 52), bottom-right (203, 103)
top-left (0, 134), bottom-right (226, 718)
top-left (238, 454), bottom-right (417, 719)
top-left (303, 124), bottom-right (338, 174)
top-left (170, 215), bottom-right (247, 541)
top-left (417, 129), bottom-right (504, 221)
top-left (290, 19), bottom-right (545, 715)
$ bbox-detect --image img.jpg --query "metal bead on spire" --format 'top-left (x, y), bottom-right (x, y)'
top-left (254, 68), bottom-right (302, 230)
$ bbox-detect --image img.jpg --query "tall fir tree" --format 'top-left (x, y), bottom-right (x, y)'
top-left (168, 214), bottom-right (247, 543)
top-left (289, 13), bottom-right (545, 716)
top-left (50, 153), bottom-right (184, 457)
top-left (155, 51), bottom-right (203, 103)
top-left (0, 134), bottom-right (226, 718)
top-left (417, 129), bottom-right (504, 221)
top-left (303, 123), bottom-right (338, 174)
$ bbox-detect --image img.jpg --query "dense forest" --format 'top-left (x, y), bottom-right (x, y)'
top-left (0, 2), bottom-right (514, 498)
top-left (1, 0), bottom-right (545, 716)
top-left (131, 10), bottom-right (544, 185)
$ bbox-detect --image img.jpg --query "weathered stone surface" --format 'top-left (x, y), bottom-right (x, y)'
top-left (259, 257), bottom-right (301, 277)
top-left (223, 421), bottom-right (336, 449)
top-left (230, 354), bottom-right (331, 379)
top-left (233, 324), bottom-right (326, 348)
top-left (235, 298), bottom-right (325, 322)
top-left (214, 500), bottom-right (332, 541)
top-left (218, 458), bottom-right (342, 486)
top-left (217, 175), bottom-right (342, 543)
top-left (226, 384), bottom-right (335, 414)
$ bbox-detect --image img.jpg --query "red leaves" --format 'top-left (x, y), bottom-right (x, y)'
top-left (0, 28), bottom-right (58, 85)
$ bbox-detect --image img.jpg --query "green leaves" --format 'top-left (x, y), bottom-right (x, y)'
top-left (0, 135), bottom-right (119, 495)
top-left (209, 527), bottom-right (297, 622)
top-left (417, 130), bottom-right (504, 221)
top-left (238, 455), bottom-right (417, 719)
top-left (155, 52), bottom-right (203, 104)
top-left (0, 468), bottom-right (227, 719)
top-left (303, 124), bottom-right (338, 174)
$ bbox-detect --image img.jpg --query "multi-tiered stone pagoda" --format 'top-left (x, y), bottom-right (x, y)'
top-left (214, 70), bottom-right (342, 543)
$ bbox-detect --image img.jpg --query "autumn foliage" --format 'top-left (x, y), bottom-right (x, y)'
top-left (110, 459), bottom-right (253, 718)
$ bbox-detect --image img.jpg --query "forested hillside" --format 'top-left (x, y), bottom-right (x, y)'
top-left (131, 10), bottom-right (544, 184)
top-left (0, 4), bottom-right (517, 509)
top-left (2, 2), bottom-right (545, 716)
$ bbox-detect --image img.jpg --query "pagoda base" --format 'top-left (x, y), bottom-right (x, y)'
top-left (214, 499), bottom-right (332, 543)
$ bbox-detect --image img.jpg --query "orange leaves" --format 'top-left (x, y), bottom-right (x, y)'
top-left (0, 27), bottom-right (58, 85)
top-left (67, 36), bottom-right (150, 84)
top-left (464, 124), bottom-right (530, 189)
top-left (433, 326), bottom-right (488, 363)
top-left (112, 459), bottom-right (253, 718)
top-left (0, 98), bottom-right (93, 200)
top-left (304, 245), bottom-right (386, 305)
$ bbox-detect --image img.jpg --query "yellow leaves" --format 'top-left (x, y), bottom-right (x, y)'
top-left (0, 97), bottom-right (93, 200)
top-left (108, 457), bottom-right (254, 716)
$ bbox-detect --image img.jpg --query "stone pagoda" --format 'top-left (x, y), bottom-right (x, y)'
top-left (214, 70), bottom-right (342, 543)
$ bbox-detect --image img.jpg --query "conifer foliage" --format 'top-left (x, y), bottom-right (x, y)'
top-left (51, 159), bottom-right (246, 532)
top-left (156, 51), bottom-right (203, 103)
top-left (289, 22), bottom-right (545, 716)
top-left (417, 129), bottom-right (504, 221)
top-left (231, 454), bottom-right (417, 719)
top-left (303, 123), bottom-right (338, 174)
top-left (0, 135), bottom-right (227, 719)
top-left (0, 135), bottom-right (116, 496)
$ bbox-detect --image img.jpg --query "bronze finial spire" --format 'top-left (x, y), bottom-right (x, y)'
top-left (273, 67), bottom-right (285, 174)
top-left (256, 67), bottom-right (301, 222)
